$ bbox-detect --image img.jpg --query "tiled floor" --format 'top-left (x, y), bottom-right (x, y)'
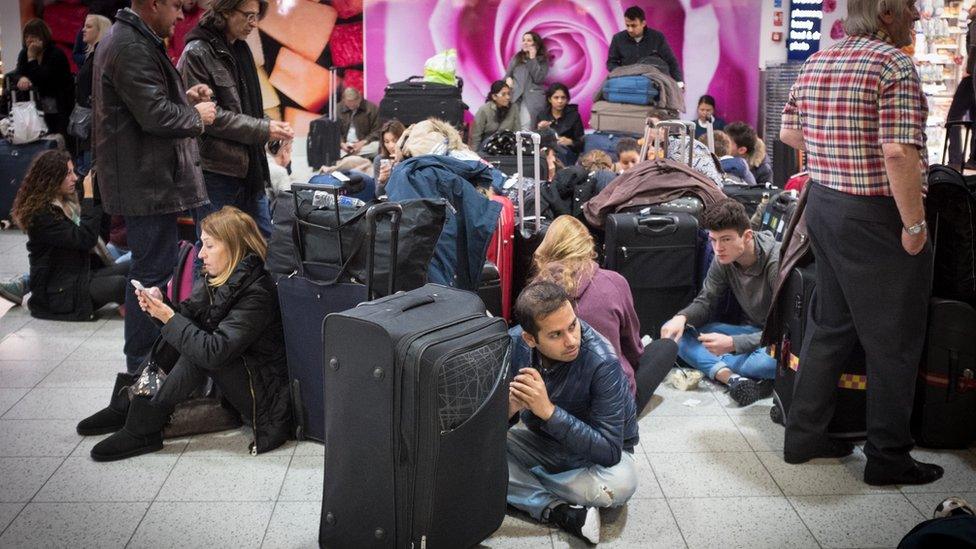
top-left (1, 228), bottom-right (975, 548)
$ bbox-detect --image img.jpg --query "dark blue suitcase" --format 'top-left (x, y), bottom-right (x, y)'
top-left (602, 75), bottom-right (660, 105)
top-left (582, 131), bottom-right (637, 162)
top-left (277, 200), bottom-right (401, 442)
top-left (0, 138), bottom-right (59, 222)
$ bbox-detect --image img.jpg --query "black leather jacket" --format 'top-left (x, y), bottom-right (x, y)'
top-left (92, 9), bottom-right (207, 216)
top-left (160, 254), bottom-right (292, 454)
top-left (178, 25), bottom-right (270, 179)
top-left (509, 321), bottom-right (639, 467)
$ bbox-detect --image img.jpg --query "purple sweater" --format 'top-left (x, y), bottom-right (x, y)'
top-left (576, 268), bottom-right (644, 396)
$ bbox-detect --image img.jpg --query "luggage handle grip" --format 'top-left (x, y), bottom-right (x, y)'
top-left (637, 215), bottom-right (679, 234)
top-left (398, 294), bottom-right (436, 312)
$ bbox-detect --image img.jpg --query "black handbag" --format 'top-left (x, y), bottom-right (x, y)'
top-left (292, 184), bottom-right (447, 295)
top-left (67, 104), bottom-right (92, 139)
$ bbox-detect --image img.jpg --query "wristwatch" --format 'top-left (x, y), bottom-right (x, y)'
top-left (904, 220), bottom-right (927, 236)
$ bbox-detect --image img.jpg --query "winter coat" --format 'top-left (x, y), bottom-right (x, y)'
top-left (25, 198), bottom-right (102, 322)
top-left (385, 155), bottom-right (501, 289)
top-left (159, 254), bottom-right (292, 454)
top-left (13, 44), bottom-right (74, 135)
top-left (92, 9), bottom-right (207, 216)
top-left (607, 28), bottom-right (682, 81)
top-left (470, 102), bottom-right (519, 152)
top-left (509, 321), bottom-right (639, 466)
top-left (178, 24), bottom-right (271, 182)
top-left (505, 55), bottom-right (548, 127)
top-left (537, 104), bottom-right (585, 154)
top-left (337, 99), bottom-right (382, 145)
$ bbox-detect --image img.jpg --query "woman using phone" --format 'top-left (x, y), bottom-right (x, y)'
top-left (11, 150), bottom-right (129, 321)
top-left (505, 31), bottom-right (549, 130)
top-left (78, 206), bottom-right (292, 461)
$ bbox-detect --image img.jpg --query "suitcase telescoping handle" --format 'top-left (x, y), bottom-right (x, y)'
top-left (943, 120), bottom-right (972, 173)
top-left (641, 119), bottom-right (696, 167)
top-left (328, 67), bottom-right (338, 122)
top-left (515, 130), bottom-right (542, 234)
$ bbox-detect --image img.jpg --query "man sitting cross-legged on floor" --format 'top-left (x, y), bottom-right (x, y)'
top-left (660, 198), bottom-right (779, 406)
top-left (507, 281), bottom-right (639, 545)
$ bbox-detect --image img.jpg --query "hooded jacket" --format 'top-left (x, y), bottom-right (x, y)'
top-left (509, 321), bottom-right (639, 466)
top-left (160, 254), bottom-right (291, 454)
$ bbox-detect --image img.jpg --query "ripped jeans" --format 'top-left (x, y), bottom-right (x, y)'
top-left (506, 428), bottom-right (638, 521)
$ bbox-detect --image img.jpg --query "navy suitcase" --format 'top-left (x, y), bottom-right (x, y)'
top-left (277, 201), bottom-right (401, 442)
top-left (1, 137), bottom-right (59, 222)
top-left (602, 75), bottom-right (660, 105)
top-left (379, 76), bottom-right (467, 130)
top-left (320, 284), bottom-right (511, 548)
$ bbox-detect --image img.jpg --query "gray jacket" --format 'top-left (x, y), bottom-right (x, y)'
top-left (92, 9), bottom-right (207, 216)
top-left (677, 231), bottom-right (781, 354)
top-left (505, 56), bottom-right (548, 126)
top-left (178, 28), bottom-right (270, 179)
top-left (470, 102), bottom-right (519, 152)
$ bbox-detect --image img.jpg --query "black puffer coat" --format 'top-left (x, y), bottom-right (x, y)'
top-left (159, 254), bottom-right (291, 454)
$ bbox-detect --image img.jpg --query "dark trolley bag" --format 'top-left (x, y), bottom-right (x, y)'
top-left (378, 76), bottom-right (468, 130)
top-left (320, 284), bottom-right (511, 548)
top-left (512, 130), bottom-right (551, 306)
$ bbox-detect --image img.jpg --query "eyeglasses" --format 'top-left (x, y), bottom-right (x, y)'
top-left (234, 8), bottom-right (259, 22)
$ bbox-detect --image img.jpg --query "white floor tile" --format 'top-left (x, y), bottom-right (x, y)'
top-left (479, 512), bottom-right (552, 548)
top-left (632, 453), bottom-right (664, 499)
top-left (757, 450), bottom-right (898, 496)
top-left (65, 336), bottom-right (126, 362)
top-left (902, 491), bottom-right (976, 518)
top-left (39, 360), bottom-right (124, 388)
top-left (639, 415), bottom-right (751, 453)
top-left (897, 449), bottom-right (976, 494)
top-left (0, 501), bottom-right (148, 548)
top-left (184, 428), bottom-right (295, 457)
top-left (643, 385), bottom-right (725, 417)
top-left (0, 502), bottom-right (24, 532)
top-left (0, 313), bottom-right (30, 341)
top-left (649, 452), bottom-right (781, 498)
top-left (261, 501), bottom-right (322, 549)
top-left (790, 494), bottom-right (925, 548)
top-left (550, 499), bottom-right (686, 548)
top-left (278, 456), bottom-right (322, 502)
top-left (0, 360), bottom-right (60, 388)
top-left (2, 387), bottom-right (108, 420)
top-left (16, 318), bottom-right (105, 338)
top-left (129, 501), bottom-right (273, 549)
top-left (0, 334), bottom-right (85, 361)
top-left (34, 456), bottom-right (178, 502)
top-left (0, 387), bottom-right (28, 416)
top-left (730, 413), bottom-right (785, 453)
top-left (156, 456), bottom-right (290, 502)
top-left (91, 319), bottom-right (125, 339)
top-left (0, 457), bottom-right (64, 502)
top-left (293, 440), bottom-right (325, 456)
top-left (0, 420), bottom-right (81, 457)
top-left (669, 496), bottom-right (818, 549)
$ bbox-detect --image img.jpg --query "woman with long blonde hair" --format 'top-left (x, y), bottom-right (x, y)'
top-left (78, 206), bottom-right (292, 461)
top-left (532, 215), bottom-right (678, 412)
top-left (74, 13), bottom-right (112, 173)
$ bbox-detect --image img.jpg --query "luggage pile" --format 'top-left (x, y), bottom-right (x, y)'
top-left (590, 63), bottom-right (682, 136)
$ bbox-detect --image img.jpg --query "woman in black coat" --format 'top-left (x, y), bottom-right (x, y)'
top-left (11, 150), bottom-right (128, 321)
top-left (79, 206), bottom-right (292, 461)
top-left (536, 83), bottom-right (584, 167)
top-left (12, 19), bottom-right (74, 136)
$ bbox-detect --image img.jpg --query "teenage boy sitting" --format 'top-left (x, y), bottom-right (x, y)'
top-left (712, 130), bottom-right (757, 185)
top-left (660, 199), bottom-right (779, 406)
top-left (615, 137), bottom-right (641, 173)
top-left (725, 122), bottom-right (772, 184)
top-left (507, 281), bottom-right (638, 545)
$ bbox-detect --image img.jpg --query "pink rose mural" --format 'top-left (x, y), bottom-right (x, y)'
top-left (365, 0), bottom-right (761, 127)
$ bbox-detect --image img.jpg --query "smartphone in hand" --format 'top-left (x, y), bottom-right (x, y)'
top-left (130, 279), bottom-right (145, 292)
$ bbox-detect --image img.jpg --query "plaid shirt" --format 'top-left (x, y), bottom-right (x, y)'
top-left (781, 31), bottom-right (927, 196)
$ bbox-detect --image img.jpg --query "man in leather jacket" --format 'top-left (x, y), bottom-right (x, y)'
top-left (507, 281), bottom-right (639, 545)
top-left (93, 0), bottom-right (217, 372)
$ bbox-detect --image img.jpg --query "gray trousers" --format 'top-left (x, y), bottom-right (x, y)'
top-left (785, 183), bottom-right (932, 473)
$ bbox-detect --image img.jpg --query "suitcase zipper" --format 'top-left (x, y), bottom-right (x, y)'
top-left (243, 357), bottom-right (259, 456)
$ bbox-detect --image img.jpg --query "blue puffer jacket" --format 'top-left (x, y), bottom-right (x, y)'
top-left (386, 155), bottom-right (501, 289)
top-left (509, 321), bottom-right (639, 467)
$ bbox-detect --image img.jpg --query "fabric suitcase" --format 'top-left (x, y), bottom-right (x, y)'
top-left (320, 284), bottom-right (510, 548)
top-left (927, 131), bottom-right (976, 305)
top-left (723, 183), bottom-right (781, 217)
top-left (769, 263), bottom-right (868, 438)
top-left (512, 132), bottom-right (551, 306)
top-left (266, 191), bottom-right (297, 278)
top-left (602, 75), bottom-right (659, 106)
top-left (911, 298), bottom-right (976, 449)
top-left (758, 190), bottom-right (798, 241)
top-left (379, 76), bottom-right (467, 129)
top-left (0, 138), bottom-right (59, 222)
top-left (307, 69), bottom-right (341, 171)
top-left (487, 194), bottom-right (514, 322)
top-left (590, 100), bottom-right (675, 135)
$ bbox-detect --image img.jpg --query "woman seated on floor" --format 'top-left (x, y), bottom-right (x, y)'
top-left (77, 206), bottom-right (292, 461)
top-left (532, 215), bottom-right (678, 412)
top-left (10, 150), bottom-right (129, 321)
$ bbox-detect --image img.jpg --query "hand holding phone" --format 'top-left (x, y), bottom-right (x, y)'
top-left (130, 279), bottom-right (145, 292)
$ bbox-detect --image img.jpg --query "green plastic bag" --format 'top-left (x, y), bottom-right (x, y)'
top-left (423, 49), bottom-right (458, 86)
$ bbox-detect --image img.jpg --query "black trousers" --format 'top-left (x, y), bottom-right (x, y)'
top-left (150, 355), bottom-right (254, 424)
top-left (785, 183), bottom-right (932, 473)
top-left (89, 261), bottom-right (129, 310)
top-left (946, 75), bottom-right (976, 166)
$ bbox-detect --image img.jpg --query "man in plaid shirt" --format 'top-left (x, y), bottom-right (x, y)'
top-left (779, 0), bottom-right (942, 486)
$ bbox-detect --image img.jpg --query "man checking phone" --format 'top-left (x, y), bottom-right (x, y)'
top-left (660, 198), bottom-right (780, 406)
top-left (505, 281), bottom-right (638, 545)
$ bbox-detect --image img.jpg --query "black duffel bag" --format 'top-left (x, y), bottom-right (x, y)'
top-left (292, 184), bottom-right (446, 295)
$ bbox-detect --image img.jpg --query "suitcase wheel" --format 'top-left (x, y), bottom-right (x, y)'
top-left (769, 404), bottom-right (784, 425)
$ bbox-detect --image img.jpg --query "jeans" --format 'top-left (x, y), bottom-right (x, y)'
top-left (507, 428), bottom-right (637, 521)
top-left (193, 172), bottom-right (273, 269)
top-left (677, 322), bottom-right (776, 380)
top-left (123, 213), bottom-right (179, 372)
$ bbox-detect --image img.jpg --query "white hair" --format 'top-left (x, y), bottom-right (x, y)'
top-left (844, 0), bottom-right (912, 36)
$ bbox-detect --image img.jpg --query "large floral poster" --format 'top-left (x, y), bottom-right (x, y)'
top-left (364, 0), bottom-right (762, 127)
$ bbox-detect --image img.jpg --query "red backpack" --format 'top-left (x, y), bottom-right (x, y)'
top-left (166, 240), bottom-right (198, 303)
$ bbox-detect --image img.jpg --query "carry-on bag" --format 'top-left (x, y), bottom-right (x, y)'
top-left (602, 75), bottom-right (660, 106)
top-left (378, 75), bottom-right (468, 129)
top-left (723, 183), bottom-right (782, 217)
top-left (0, 137), bottom-right (59, 221)
top-left (320, 284), bottom-right (511, 548)
top-left (590, 100), bottom-right (676, 135)
top-left (757, 190), bottom-right (799, 241)
top-left (512, 131), bottom-right (551, 306)
top-left (486, 194), bottom-right (515, 321)
top-left (278, 201), bottom-right (401, 442)
top-left (307, 68), bottom-right (342, 171)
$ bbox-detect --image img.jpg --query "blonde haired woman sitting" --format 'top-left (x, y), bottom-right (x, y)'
top-left (80, 206), bottom-right (292, 461)
top-left (532, 215), bottom-right (678, 412)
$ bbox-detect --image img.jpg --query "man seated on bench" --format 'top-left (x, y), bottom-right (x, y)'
top-left (507, 281), bottom-right (638, 545)
top-left (660, 199), bottom-right (779, 406)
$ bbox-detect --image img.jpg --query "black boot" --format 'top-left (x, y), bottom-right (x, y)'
top-left (77, 373), bottom-right (137, 436)
top-left (90, 397), bottom-right (171, 462)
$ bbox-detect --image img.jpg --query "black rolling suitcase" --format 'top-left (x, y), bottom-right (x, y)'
top-left (757, 190), bottom-right (799, 241)
top-left (378, 76), bottom-right (468, 130)
top-left (277, 195), bottom-right (401, 442)
top-left (483, 154), bottom-right (549, 181)
top-left (911, 299), bottom-right (976, 449)
top-left (478, 260), bottom-right (503, 319)
top-left (723, 183), bottom-right (781, 217)
top-left (512, 131), bottom-right (551, 305)
top-left (769, 262), bottom-right (867, 439)
top-left (320, 284), bottom-right (511, 548)
top-left (1, 137), bottom-right (59, 222)
top-left (307, 69), bottom-right (341, 171)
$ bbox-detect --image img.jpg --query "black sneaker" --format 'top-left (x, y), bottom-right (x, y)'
top-left (727, 378), bottom-right (774, 407)
top-left (549, 503), bottom-right (600, 544)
